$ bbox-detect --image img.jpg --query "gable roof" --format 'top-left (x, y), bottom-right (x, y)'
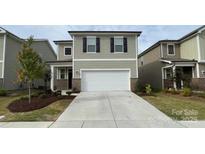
top-left (54, 40), bottom-right (73, 44)
top-left (138, 25), bottom-right (205, 58)
top-left (0, 26), bottom-right (56, 58)
top-left (138, 40), bottom-right (178, 58)
top-left (68, 30), bottom-right (142, 36)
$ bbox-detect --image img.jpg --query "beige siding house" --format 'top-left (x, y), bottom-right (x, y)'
top-left (48, 31), bottom-right (141, 93)
top-left (138, 25), bottom-right (205, 90)
top-left (0, 27), bottom-right (56, 90)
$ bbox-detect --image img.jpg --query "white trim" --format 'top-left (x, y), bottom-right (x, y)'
top-left (192, 67), bottom-right (195, 78)
top-left (79, 68), bottom-right (131, 78)
top-left (64, 46), bottom-right (72, 56)
top-left (196, 63), bottom-right (200, 78)
top-left (73, 58), bottom-right (136, 61)
top-left (80, 68), bottom-right (131, 91)
top-left (196, 34), bottom-right (201, 61)
top-left (50, 65), bottom-right (54, 91)
top-left (2, 34), bottom-right (6, 79)
top-left (174, 63), bottom-right (195, 67)
top-left (72, 36), bottom-right (75, 78)
top-left (57, 45), bottom-right (60, 60)
top-left (173, 66), bottom-right (177, 89)
top-left (160, 43), bottom-right (163, 57)
top-left (135, 36), bottom-right (138, 78)
top-left (49, 64), bottom-right (72, 67)
top-left (160, 59), bottom-right (172, 64)
top-left (161, 68), bottom-right (164, 89)
top-left (167, 44), bottom-right (175, 56)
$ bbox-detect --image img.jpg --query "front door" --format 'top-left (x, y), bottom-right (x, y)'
top-left (176, 68), bottom-right (182, 89)
top-left (68, 70), bottom-right (72, 89)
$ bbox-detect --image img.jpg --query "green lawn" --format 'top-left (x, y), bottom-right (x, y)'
top-left (0, 90), bottom-right (72, 122)
top-left (142, 92), bottom-right (205, 120)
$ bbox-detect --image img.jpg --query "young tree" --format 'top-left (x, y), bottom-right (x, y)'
top-left (17, 36), bottom-right (45, 103)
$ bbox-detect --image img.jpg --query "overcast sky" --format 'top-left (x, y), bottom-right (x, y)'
top-left (1, 25), bottom-right (201, 53)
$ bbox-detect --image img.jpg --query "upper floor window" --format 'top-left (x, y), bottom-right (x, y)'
top-left (114, 37), bottom-right (123, 53)
top-left (87, 37), bottom-right (96, 53)
top-left (167, 44), bottom-right (175, 55)
top-left (64, 47), bottom-right (72, 56)
top-left (110, 37), bottom-right (127, 53)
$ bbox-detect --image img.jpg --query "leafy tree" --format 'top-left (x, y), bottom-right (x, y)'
top-left (17, 36), bottom-right (45, 103)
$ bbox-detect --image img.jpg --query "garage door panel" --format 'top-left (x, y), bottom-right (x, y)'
top-left (81, 70), bottom-right (130, 91)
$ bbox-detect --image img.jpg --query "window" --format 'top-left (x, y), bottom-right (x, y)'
top-left (165, 68), bottom-right (172, 79)
top-left (57, 68), bottom-right (68, 79)
top-left (167, 44), bottom-right (175, 55)
top-left (64, 47), bottom-right (71, 56)
top-left (87, 37), bottom-right (96, 53)
top-left (114, 37), bottom-right (123, 52)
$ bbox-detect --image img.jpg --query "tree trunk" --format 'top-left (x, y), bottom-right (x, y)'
top-left (28, 81), bottom-right (31, 103)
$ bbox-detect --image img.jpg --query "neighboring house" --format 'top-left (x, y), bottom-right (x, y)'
top-left (0, 27), bottom-right (56, 90)
top-left (48, 31), bottom-right (141, 93)
top-left (138, 26), bottom-right (205, 90)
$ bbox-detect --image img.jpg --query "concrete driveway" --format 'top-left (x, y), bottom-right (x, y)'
top-left (50, 91), bottom-right (184, 128)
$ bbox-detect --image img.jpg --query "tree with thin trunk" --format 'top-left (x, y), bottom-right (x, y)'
top-left (17, 36), bottom-right (45, 103)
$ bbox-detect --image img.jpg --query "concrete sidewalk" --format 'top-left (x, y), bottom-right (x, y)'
top-left (1, 121), bottom-right (205, 128)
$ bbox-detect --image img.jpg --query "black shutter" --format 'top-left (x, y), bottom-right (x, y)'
top-left (83, 37), bottom-right (87, 52)
top-left (96, 38), bottom-right (100, 53)
top-left (110, 37), bottom-right (114, 53)
top-left (123, 37), bottom-right (128, 53)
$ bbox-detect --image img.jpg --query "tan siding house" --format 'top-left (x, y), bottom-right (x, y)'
top-left (49, 31), bottom-right (141, 93)
top-left (138, 25), bottom-right (205, 90)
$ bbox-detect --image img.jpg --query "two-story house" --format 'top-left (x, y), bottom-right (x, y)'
top-left (138, 26), bottom-right (205, 90)
top-left (0, 27), bottom-right (56, 90)
top-left (48, 31), bottom-right (141, 93)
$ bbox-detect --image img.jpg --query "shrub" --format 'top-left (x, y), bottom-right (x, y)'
top-left (169, 88), bottom-right (180, 95)
top-left (18, 96), bottom-right (29, 101)
top-left (38, 94), bottom-right (48, 99)
top-left (0, 88), bottom-right (7, 96)
top-left (145, 84), bottom-right (152, 95)
top-left (182, 87), bottom-right (192, 97)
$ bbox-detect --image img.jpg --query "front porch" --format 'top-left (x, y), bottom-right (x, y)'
top-left (161, 58), bottom-right (197, 89)
top-left (47, 61), bottom-right (72, 93)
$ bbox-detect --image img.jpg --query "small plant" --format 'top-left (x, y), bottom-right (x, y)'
top-left (145, 84), bottom-right (152, 95)
top-left (18, 96), bottom-right (29, 101)
top-left (0, 88), bottom-right (7, 96)
top-left (182, 87), bottom-right (192, 97)
top-left (38, 93), bottom-right (48, 99)
top-left (169, 88), bottom-right (180, 95)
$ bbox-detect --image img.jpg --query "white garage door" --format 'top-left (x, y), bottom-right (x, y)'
top-left (81, 70), bottom-right (130, 92)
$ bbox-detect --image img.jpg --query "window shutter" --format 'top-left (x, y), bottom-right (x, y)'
top-left (110, 37), bottom-right (114, 53)
top-left (96, 38), bottom-right (100, 53)
top-left (83, 37), bottom-right (87, 52)
top-left (123, 37), bottom-right (128, 53)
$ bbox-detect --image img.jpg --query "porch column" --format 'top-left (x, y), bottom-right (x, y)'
top-left (50, 65), bottom-right (54, 91)
top-left (173, 66), bottom-right (177, 89)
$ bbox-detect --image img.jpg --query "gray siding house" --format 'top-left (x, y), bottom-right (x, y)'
top-left (0, 27), bottom-right (56, 90)
top-left (138, 26), bottom-right (205, 90)
top-left (48, 31), bottom-right (141, 93)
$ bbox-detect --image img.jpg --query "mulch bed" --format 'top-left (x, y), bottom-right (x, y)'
top-left (7, 95), bottom-right (76, 113)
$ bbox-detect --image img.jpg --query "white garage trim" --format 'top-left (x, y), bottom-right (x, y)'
top-left (80, 69), bottom-right (131, 91)
top-left (80, 68), bottom-right (131, 78)
top-left (74, 59), bottom-right (136, 61)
